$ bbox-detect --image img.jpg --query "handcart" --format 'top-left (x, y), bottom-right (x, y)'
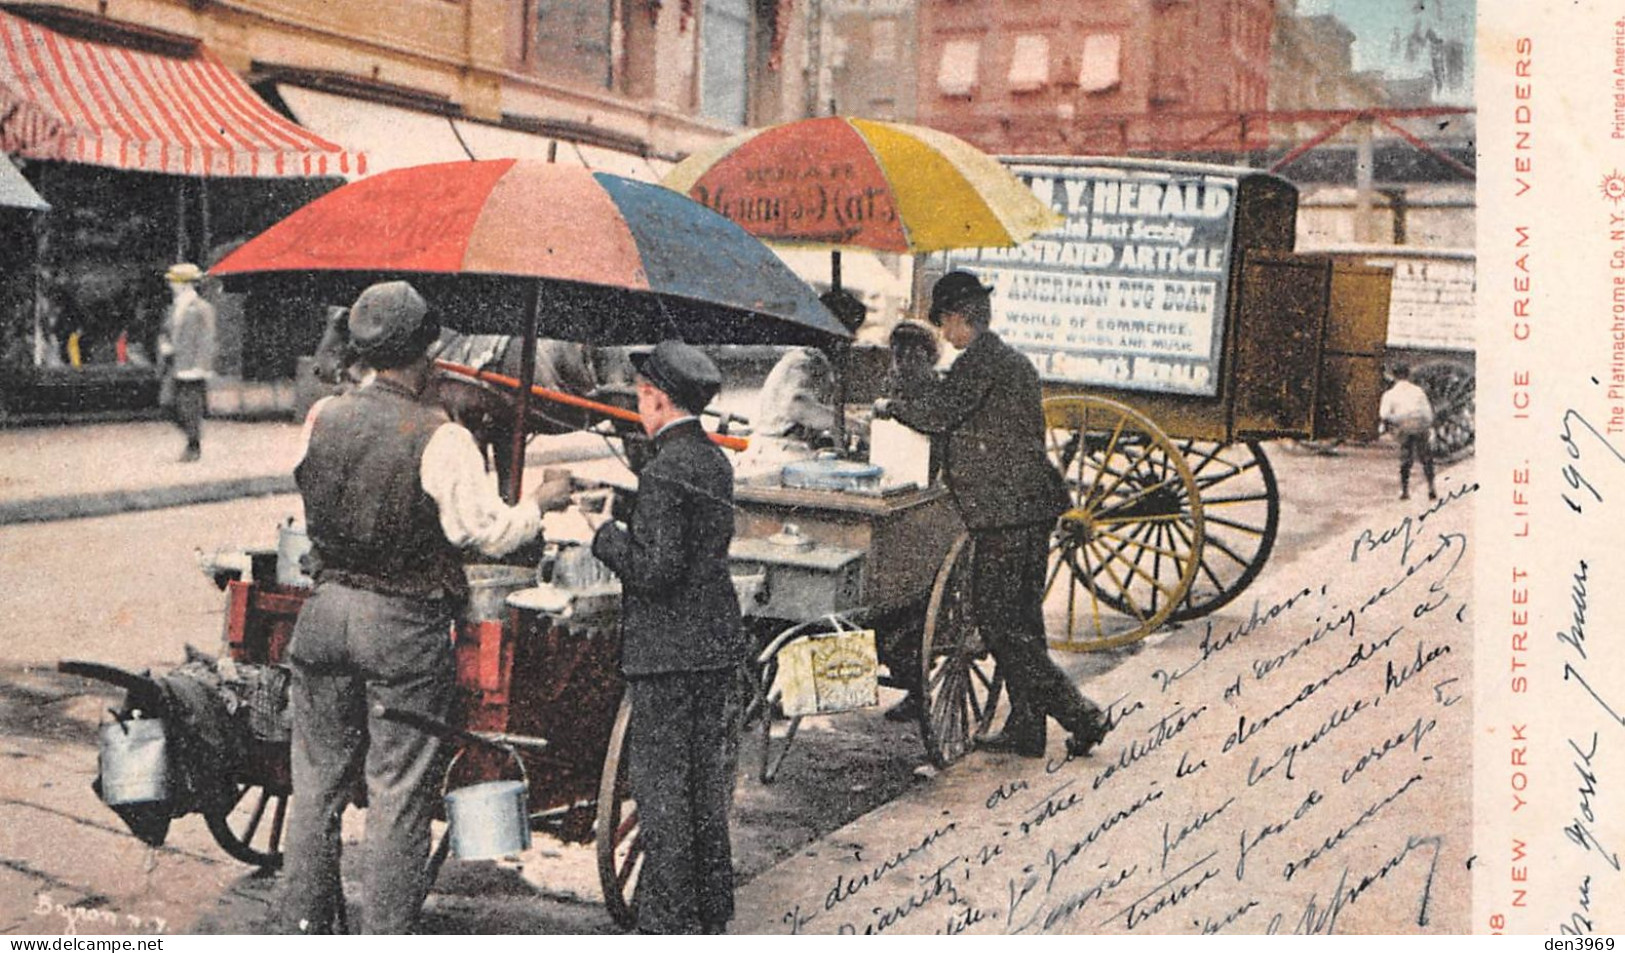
top-left (61, 158), bottom-right (852, 931)
top-left (939, 156), bottom-right (1398, 650)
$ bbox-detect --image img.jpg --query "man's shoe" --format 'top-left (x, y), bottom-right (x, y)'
top-left (179, 447), bottom-right (201, 463)
top-left (883, 695), bottom-right (922, 723)
top-left (976, 730), bottom-right (1046, 758)
top-left (1065, 711), bottom-right (1110, 758)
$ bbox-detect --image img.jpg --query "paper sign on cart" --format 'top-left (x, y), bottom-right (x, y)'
top-left (772, 629), bottom-right (880, 718)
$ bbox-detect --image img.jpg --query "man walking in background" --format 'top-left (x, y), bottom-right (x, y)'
top-left (159, 263), bottom-right (216, 462)
top-left (1379, 363), bottom-right (1437, 501)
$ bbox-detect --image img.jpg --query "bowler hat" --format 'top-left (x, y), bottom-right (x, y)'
top-left (632, 340), bottom-right (721, 414)
top-left (165, 262), bottom-right (204, 284)
top-left (927, 271), bottom-right (992, 325)
top-left (348, 280), bottom-right (439, 366)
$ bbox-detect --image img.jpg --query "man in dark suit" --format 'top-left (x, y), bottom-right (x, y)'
top-left (876, 272), bottom-right (1109, 759)
top-left (592, 340), bottom-right (746, 934)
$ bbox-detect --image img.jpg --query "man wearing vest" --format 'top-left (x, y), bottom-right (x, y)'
top-left (278, 281), bottom-right (572, 934)
top-left (875, 272), bottom-right (1110, 761)
top-left (591, 340), bottom-right (746, 934)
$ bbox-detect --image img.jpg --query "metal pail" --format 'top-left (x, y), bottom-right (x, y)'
top-left (97, 718), bottom-right (169, 806)
top-left (444, 779), bottom-right (531, 860)
top-left (463, 564), bottom-right (535, 623)
top-left (276, 523), bottom-right (315, 588)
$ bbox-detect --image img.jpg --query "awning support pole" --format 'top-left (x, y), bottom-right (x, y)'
top-left (175, 180), bottom-right (187, 262)
top-left (199, 179), bottom-right (211, 264)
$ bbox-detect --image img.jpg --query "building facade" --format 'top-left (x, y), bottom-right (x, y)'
top-left (0, 0), bottom-right (815, 409)
top-left (914, 0), bottom-right (1273, 156)
top-left (822, 0), bottom-right (917, 120)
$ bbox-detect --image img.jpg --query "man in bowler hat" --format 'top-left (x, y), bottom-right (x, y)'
top-left (592, 340), bottom-right (747, 933)
top-left (875, 272), bottom-right (1109, 759)
top-left (279, 281), bottom-right (571, 933)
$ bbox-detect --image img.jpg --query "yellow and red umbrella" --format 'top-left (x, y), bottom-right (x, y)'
top-left (663, 116), bottom-right (1062, 255)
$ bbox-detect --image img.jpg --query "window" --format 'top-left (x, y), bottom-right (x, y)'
top-left (1008, 34), bottom-right (1049, 92)
top-left (1078, 33), bottom-right (1121, 93)
top-left (529, 0), bottom-right (614, 89)
top-left (701, 0), bottom-right (751, 125)
top-left (871, 18), bottom-right (897, 63)
top-left (937, 38), bottom-right (980, 97)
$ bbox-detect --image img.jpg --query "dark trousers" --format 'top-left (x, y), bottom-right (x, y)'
top-left (972, 524), bottom-right (1100, 739)
top-left (171, 378), bottom-right (206, 452)
top-left (1398, 432), bottom-right (1435, 493)
top-left (626, 668), bottom-right (740, 934)
top-left (278, 583), bottom-right (455, 934)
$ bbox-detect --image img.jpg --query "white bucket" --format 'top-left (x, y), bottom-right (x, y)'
top-left (276, 523), bottom-right (315, 588)
top-left (444, 779), bottom-right (531, 860)
top-left (97, 718), bottom-right (169, 806)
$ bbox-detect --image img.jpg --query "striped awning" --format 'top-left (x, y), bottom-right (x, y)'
top-left (0, 11), bottom-right (361, 177)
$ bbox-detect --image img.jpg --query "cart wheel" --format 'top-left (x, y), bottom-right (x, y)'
top-left (595, 697), bottom-right (642, 930)
top-left (1043, 396), bottom-right (1204, 651)
top-left (1411, 360), bottom-right (1475, 461)
top-left (919, 533), bottom-right (1004, 768)
top-left (204, 782), bottom-right (289, 869)
top-left (1163, 440), bottom-right (1278, 623)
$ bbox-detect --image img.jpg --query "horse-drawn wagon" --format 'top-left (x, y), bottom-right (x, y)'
top-left (930, 156), bottom-right (1396, 651)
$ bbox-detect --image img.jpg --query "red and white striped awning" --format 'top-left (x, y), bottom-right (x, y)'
top-left (0, 11), bottom-right (362, 177)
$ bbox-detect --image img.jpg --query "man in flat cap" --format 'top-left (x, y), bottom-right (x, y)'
top-left (278, 280), bottom-right (572, 934)
top-left (158, 263), bottom-right (216, 462)
top-left (875, 271), bottom-right (1109, 759)
top-left (592, 339), bottom-right (746, 934)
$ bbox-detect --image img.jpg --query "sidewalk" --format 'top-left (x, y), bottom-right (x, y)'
top-left (0, 418), bottom-right (618, 525)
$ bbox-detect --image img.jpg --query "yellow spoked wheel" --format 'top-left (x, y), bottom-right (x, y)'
top-left (1043, 396), bottom-right (1204, 651)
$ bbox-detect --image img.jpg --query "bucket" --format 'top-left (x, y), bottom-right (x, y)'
top-left (443, 779), bottom-right (531, 859)
top-left (97, 717), bottom-right (169, 806)
top-left (463, 564), bottom-right (535, 623)
top-left (277, 522), bottom-right (314, 588)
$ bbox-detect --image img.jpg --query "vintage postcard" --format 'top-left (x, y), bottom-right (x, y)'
top-left (0, 0), bottom-right (1618, 939)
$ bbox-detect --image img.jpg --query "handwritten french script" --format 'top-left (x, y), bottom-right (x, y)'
top-left (740, 488), bottom-right (1475, 934)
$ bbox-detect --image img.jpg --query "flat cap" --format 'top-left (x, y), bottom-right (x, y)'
top-left (348, 280), bottom-right (434, 363)
top-left (632, 339), bottom-right (722, 414)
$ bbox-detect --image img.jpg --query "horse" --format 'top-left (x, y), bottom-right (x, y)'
top-left (312, 305), bottom-right (638, 498)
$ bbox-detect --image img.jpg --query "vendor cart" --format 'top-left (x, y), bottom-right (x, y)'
top-left (60, 159), bottom-right (852, 931)
top-left (200, 561), bottom-right (648, 926)
top-left (938, 156), bottom-right (1396, 650)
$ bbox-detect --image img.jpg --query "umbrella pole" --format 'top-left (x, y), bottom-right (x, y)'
top-left (506, 283), bottom-right (542, 504)
top-left (829, 249), bottom-right (849, 455)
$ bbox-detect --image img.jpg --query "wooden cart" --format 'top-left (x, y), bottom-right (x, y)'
top-left (934, 156), bottom-right (1396, 650)
top-left (191, 571), bottom-right (648, 927)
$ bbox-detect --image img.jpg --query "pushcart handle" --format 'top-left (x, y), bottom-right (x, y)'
top-left (58, 660), bottom-right (166, 715)
top-left (434, 359), bottom-right (750, 452)
top-left (374, 704), bottom-right (550, 754)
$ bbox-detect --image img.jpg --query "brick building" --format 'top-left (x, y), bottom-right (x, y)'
top-left (914, 0), bottom-right (1273, 156)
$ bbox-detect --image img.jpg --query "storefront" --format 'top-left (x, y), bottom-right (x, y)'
top-left (0, 9), bottom-right (358, 417)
